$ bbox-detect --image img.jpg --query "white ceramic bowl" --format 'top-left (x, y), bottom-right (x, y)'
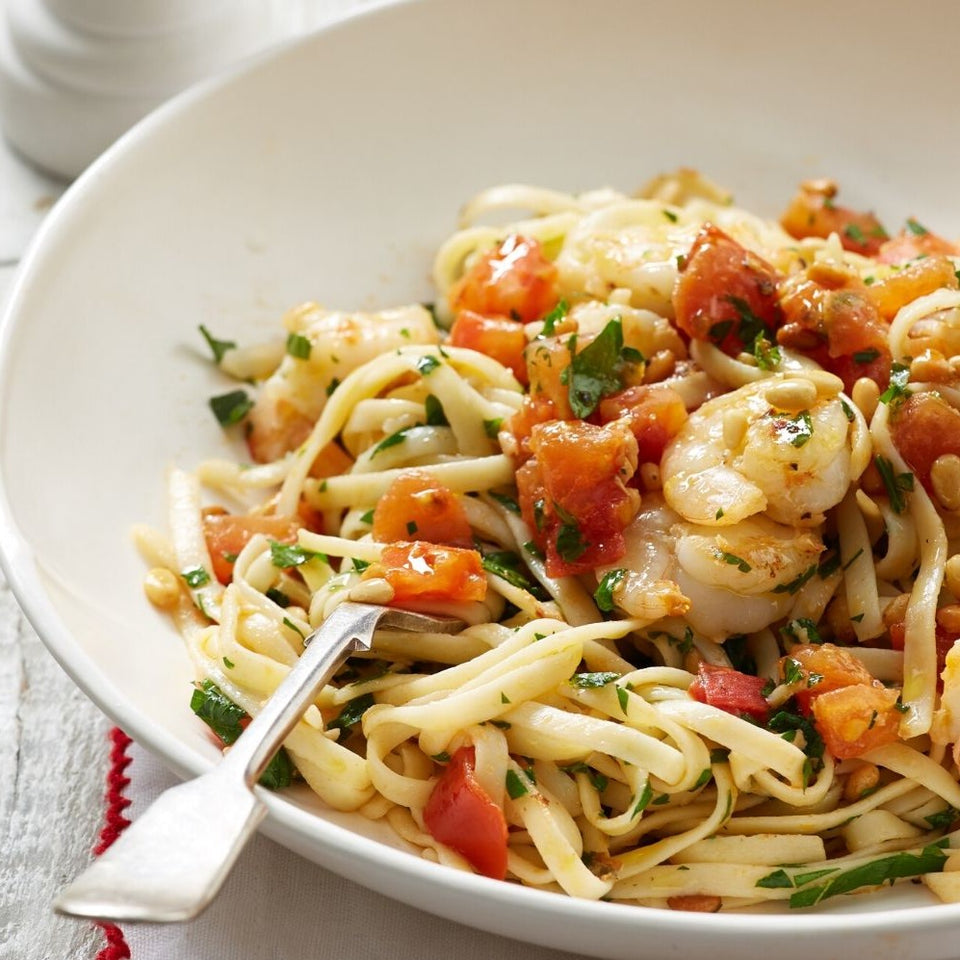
top-left (3, 2), bottom-right (960, 957)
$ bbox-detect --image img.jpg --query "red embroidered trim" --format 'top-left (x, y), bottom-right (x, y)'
top-left (94, 728), bottom-right (134, 960)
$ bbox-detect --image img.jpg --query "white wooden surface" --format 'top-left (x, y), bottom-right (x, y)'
top-left (0, 146), bottom-right (105, 958)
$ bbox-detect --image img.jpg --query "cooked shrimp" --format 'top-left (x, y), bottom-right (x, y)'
top-left (661, 371), bottom-right (869, 528)
top-left (247, 303), bottom-right (438, 462)
top-left (596, 495), bottom-right (825, 639)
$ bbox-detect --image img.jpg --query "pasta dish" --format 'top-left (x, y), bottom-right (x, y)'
top-left (137, 169), bottom-right (960, 911)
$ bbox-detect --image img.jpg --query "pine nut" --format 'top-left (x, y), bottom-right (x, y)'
top-left (931, 454), bottom-right (960, 511)
top-left (946, 554), bottom-right (960, 598)
top-left (642, 349), bottom-right (677, 384)
top-left (936, 604), bottom-right (960, 634)
top-left (639, 462), bottom-right (662, 491)
top-left (843, 762), bottom-right (880, 802)
top-left (910, 350), bottom-right (952, 384)
top-left (764, 378), bottom-right (818, 413)
top-left (851, 377), bottom-right (880, 421)
top-left (143, 568), bottom-right (182, 609)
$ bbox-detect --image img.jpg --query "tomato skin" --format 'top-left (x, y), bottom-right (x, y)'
top-left (673, 224), bottom-right (782, 355)
top-left (423, 746), bottom-right (508, 880)
top-left (202, 513), bottom-right (300, 584)
top-left (524, 335), bottom-right (574, 420)
top-left (597, 385), bottom-right (688, 465)
top-left (448, 234), bottom-right (558, 324)
top-left (889, 392), bottom-right (960, 494)
top-left (811, 683), bottom-right (901, 760)
top-left (864, 255), bottom-right (959, 321)
top-left (372, 470), bottom-right (473, 548)
top-left (777, 266), bottom-right (891, 392)
top-left (784, 643), bottom-right (874, 715)
top-left (779, 181), bottom-right (888, 256)
top-left (370, 541), bottom-right (487, 603)
top-left (448, 310), bottom-right (528, 384)
top-left (517, 419), bottom-right (639, 577)
top-left (688, 663), bottom-right (770, 722)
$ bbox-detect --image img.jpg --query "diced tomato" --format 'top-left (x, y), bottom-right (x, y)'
top-left (864, 255), bottom-right (959, 321)
top-left (673, 224), bottom-right (782, 355)
top-left (597, 385), bottom-right (688, 465)
top-left (811, 683), bottom-right (902, 760)
top-left (782, 643), bottom-right (874, 715)
top-left (889, 392), bottom-right (960, 494)
top-left (368, 541), bottom-right (487, 603)
top-left (448, 310), bottom-right (528, 384)
top-left (517, 419), bottom-right (640, 577)
top-left (202, 512), bottom-right (300, 584)
top-left (878, 227), bottom-right (960, 264)
top-left (448, 234), bottom-right (558, 324)
top-left (779, 179), bottom-right (889, 257)
top-left (777, 265), bottom-right (891, 392)
top-left (372, 470), bottom-right (473, 548)
top-left (688, 662), bottom-right (770, 722)
top-left (423, 746), bottom-right (508, 880)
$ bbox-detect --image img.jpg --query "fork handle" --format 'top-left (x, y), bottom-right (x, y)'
top-left (52, 601), bottom-right (384, 923)
top-left (222, 601), bottom-right (384, 785)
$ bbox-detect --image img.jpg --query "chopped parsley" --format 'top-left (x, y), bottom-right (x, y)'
top-left (483, 418), bottom-right (503, 438)
top-left (772, 563), bottom-right (817, 595)
top-left (724, 295), bottom-right (768, 345)
top-left (874, 455), bottom-right (914, 514)
top-left (751, 333), bottom-right (781, 371)
top-left (198, 325), bottom-right (235, 364)
top-left (878, 361), bottom-right (911, 407)
top-left (181, 565), bottom-right (211, 589)
top-left (327, 692), bottom-right (375, 732)
top-left (371, 426), bottom-right (415, 457)
top-left (554, 502), bottom-right (588, 563)
top-left (569, 671), bottom-right (621, 689)
top-left (286, 332), bottom-right (312, 360)
top-left (906, 217), bottom-right (930, 236)
top-left (209, 389), bottom-right (253, 427)
top-left (539, 299), bottom-right (569, 337)
top-left (269, 540), bottom-right (326, 568)
top-left (593, 568), bottom-right (626, 613)
top-left (190, 680), bottom-right (294, 789)
top-left (481, 551), bottom-right (546, 598)
top-left (852, 347), bottom-right (881, 364)
top-left (561, 317), bottom-right (639, 418)
top-left (416, 355), bottom-right (441, 376)
top-left (506, 768), bottom-right (533, 799)
top-left (717, 550), bottom-right (751, 573)
top-left (424, 394), bottom-right (448, 426)
top-left (489, 491), bottom-right (521, 515)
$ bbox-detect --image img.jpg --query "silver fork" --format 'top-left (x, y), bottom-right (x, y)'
top-left (53, 601), bottom-right (462, 923)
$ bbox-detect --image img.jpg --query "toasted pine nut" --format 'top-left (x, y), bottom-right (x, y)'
top-left (643, 349), bottom-right (677, 384)
top-left (143, 568), bottom-right (182, 609)
top-left (910, 351), bottom-right (952, 384)
top-left (882, 592), bottom-right (910, 628)
top-left (764, 378), bottom-right (818, 413)
top-left (668, 895), bottom-right (722, 913)
top-left (640, 462), bottom-right (662, 491)
top-left (936, 603), bottom-right (960, 634)
top-left (843, 762), bottom-right (880, 802)
top-left (851, 377), bottom-right (880, 421)
top-left (931, 454), bottom-right (960, 511)
top-left (946, 554), bottom-right (960, 598)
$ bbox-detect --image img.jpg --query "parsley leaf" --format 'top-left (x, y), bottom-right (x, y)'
top-left (209, 389), bottom-right (253, 427)
top-left (874, 455), bottom-right (914, 514)
top-left (562, 317), bottom-right (636, 418)
top-left (190, 680), bottom-right (294, 789)
top-left (286, 332), bottom-right (312, 360)
top-left (198, 325), bottom-right (235, 364)
top-left (594, 568), bottom-right (626, 613)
